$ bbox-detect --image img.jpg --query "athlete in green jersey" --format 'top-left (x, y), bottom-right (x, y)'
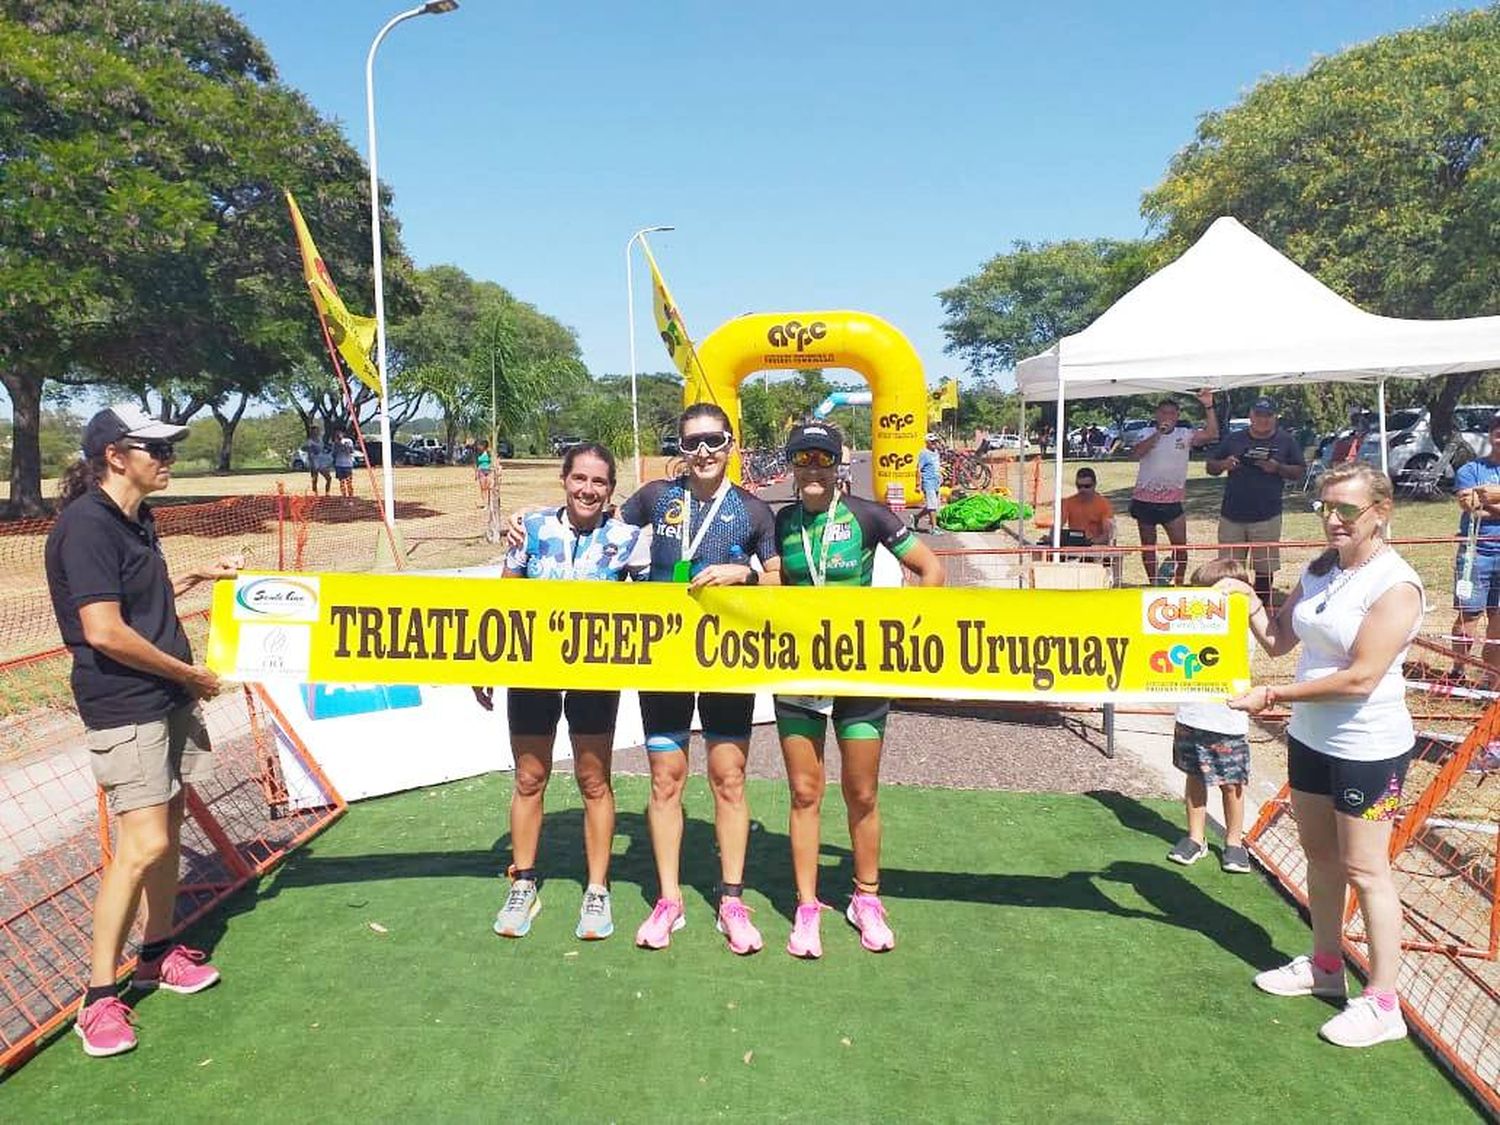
top-left (773, 422), bottom-right (945, 960)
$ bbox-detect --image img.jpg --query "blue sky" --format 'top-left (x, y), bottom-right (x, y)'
top-left (38, 2), bottom-right (1489, 408)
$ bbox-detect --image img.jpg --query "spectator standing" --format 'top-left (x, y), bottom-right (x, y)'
top-left (1206, 397), bottom-right (1305, 601)
top-left (913, 433), bottom-right (943, 533)
top-left (302, 426), bottom-right (331, 495)
top-left (1129, 390), bottom-right (1219, 585)
top-left (1450, 413), bottom-right (1500, 686)
top-left (331, 429), bottom-right (356, 500)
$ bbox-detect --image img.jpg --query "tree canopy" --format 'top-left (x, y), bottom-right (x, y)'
top-left (0, 0), bottom-right (412, 512)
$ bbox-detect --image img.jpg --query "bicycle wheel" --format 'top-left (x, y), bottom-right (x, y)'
top-left (957, 455), bottom-right (991, 492)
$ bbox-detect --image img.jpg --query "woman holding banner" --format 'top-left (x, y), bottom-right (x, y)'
top-left (1229, 461), bottom-right (1423, 1049)
top-left (507, 404), bottom-right (781, 956)
top-left (479, 443), bottom-right (644, 942)
top-left (774, 422), bottom-right (945, 958)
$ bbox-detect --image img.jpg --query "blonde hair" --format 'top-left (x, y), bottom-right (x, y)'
top-left (1310, 461), bottom-right (1395, 576)
top-left (1190, 557), bottom-right (1253, 587)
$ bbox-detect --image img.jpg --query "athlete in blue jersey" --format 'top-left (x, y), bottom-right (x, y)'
top-left (623, 404), bottom-right (780, 953)
top-left (483, 444), bottom-right (643, 944)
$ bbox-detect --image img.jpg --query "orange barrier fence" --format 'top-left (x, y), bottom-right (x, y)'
top-left (0, 624), bottom-right (346, 1070)
top-left (1247, 713), bottom-right (1499, 1114)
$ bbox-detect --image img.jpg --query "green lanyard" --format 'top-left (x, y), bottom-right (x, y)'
top-left (797, 498), bottom-right (840, 587)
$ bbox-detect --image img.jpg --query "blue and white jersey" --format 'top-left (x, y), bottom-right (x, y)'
top-left (504, 508), bottom-right (644, 581)
top-left (619, 478), bottom-right (778, 582)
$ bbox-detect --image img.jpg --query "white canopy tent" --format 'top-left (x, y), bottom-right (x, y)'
top-left (1014, 217), bottom-right (1500, 542)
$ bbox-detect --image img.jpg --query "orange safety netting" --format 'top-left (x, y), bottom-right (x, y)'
top-left (0, 626), bottom-right (345, 1069)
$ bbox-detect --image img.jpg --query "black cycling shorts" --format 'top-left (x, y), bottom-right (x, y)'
top-left (507, 688), bottom-right (619, 738)
top-left (639, 691), bottom-right (755, 753)
top-left (774, 695), bottom-right (890, 741)
top-left (1128, 499), bottom-right (1185, 526)
top-left (1287, 735), bottom-right (1413, 820)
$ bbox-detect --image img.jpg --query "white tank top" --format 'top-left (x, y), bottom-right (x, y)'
top-left (1132, 426), bottom-right (1193, 503)
top-left (1286, 548), bottom-right (1424, 761)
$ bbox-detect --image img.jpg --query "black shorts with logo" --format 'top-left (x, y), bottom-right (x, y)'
top-left (1287, 735), bottom-right (1413, 820)
top-left (639, 691), bottom-right (755, 752)
top-left (507, 688), bottom-right (619, 738)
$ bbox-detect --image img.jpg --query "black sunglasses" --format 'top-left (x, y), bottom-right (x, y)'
top-left (123, 440), bottom-right (177, 462)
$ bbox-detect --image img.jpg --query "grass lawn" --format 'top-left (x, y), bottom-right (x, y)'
top-left (3, 776), bottom-right (1479, 1123)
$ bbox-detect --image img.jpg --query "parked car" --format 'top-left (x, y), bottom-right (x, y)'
top-left (1347, 406), bottom-right (1491, 481)
top-left (363, 440), bottom-right (428, 467)
top-left (406, 436), bottom-right (449, 464)
top-left (550, 435), bottom-right (583, 456)
top-left (660, 434), bottom-right (680, 456)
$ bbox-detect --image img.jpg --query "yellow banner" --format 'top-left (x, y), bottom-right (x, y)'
top-left (208, 573), bottom-right (1251, 703)
top-left (285, 191), bottom-right (382, 396)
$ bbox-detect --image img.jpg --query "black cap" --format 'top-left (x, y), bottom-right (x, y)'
top-left (82, 403), bottom-right (190, 458)
top-left (785, 422), bottom-right (842, 458)
top-left (1251, 397), bottom-right (1277, 414)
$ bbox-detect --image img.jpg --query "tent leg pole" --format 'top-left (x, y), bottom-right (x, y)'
top-left (1016, 396), bottom-right (1026, 546)
top-left (1376, 377), bottom-right (1389, 477)
top-left (1052, 374), bottom-right (1066, 550)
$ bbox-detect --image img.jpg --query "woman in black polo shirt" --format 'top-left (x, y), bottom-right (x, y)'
top-left (45, 405), bottom-right (241, 1058)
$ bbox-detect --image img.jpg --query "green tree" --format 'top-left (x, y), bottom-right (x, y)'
top-left (0, 0), bottom-right (412, 510)
top-left (938, 240), bottom-right (1153, 379)
top-left (1142, 6), bottom-right (1500, 438)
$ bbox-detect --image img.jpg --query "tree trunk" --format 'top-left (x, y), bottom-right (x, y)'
top-left (1429, 373), bottom-right (1477, 446)
top-left (210, 391), bottom-right (251, 473)
top-left (0, 369), bottom-right (47, 517)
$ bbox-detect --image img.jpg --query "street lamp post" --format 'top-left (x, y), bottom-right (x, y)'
top-left (365, 0), bottom-right (458, 526)
top-left (625, 225), bottom-right (674, 487)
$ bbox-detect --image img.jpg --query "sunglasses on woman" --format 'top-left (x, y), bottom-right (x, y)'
top-left (123, 440), bottom-right (177, 462)
top-left (791, 449), bottom-right (837, 468)
top-left (1311, 499), bottom-right (1375, 523)
top-left (680, 430), bottom-right (733, 456)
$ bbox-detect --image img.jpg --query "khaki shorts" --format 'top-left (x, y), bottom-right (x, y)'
top-left (1217, 514), bottom-right (1282, 574)
top-left (84, 702), bottom-right (215, 815)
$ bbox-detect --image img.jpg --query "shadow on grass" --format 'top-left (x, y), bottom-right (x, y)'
top-left (197, 791), bottom-right (1283, 973)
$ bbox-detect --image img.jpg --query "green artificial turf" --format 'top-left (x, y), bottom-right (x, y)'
top-left (2, 776), bottom-right (1480, 1123)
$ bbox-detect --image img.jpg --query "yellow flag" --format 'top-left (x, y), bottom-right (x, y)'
top-left (285, 191), bottom-right (382, 396)
top-left (639, 237), bottom-right (710, 398)
top-left (928, 378), bottom-right (959, 423)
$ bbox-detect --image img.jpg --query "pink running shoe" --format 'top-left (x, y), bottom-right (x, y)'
top-left (786, 901), bottom-right (829, 959)
top-left (75, 996), bottom-right (136, 1058)
top-left (132, 944), bottom-right (221, 995)
top-left (635, 898), bottom-right (686, 950)
top-left (715, 898), bottom-right (763, 955)
top-left (846, 892), bottom-right (895, 952)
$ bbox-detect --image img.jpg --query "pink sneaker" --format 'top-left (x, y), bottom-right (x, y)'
top-left (715, 898), bottom-right (763, 955)
top-left (846, 892), bottom-right (895, 952)
top-left (786, 901), bottom-right (829, 959)
top-left (75, 996), bottom-right (136, 1057)
top-left (132, 944), bottom-right (221, 995)
top-left (634, 898), bottom-right (686, 950)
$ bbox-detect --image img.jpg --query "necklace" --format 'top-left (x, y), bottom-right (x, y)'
top-left (1315, 542), bottom-right (1387, 614)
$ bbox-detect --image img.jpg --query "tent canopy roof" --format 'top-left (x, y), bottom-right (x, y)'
top-left (1015, 217), bottom-right (1500, 402)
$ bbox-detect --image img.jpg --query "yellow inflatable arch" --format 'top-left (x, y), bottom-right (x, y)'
top-left (691, 311), bottom-right (927, 505)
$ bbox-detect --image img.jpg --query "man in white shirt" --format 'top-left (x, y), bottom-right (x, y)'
top-left (1129, 389), bottom-right (1218, 586)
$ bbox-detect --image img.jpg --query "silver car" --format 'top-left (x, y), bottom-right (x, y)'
top-left (1357, 405), bottom-right (1495, 480)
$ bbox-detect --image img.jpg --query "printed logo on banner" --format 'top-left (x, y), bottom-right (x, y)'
top-left (1149, 644), bottom-right (1220, 681)
top-left (1141, 591), bottom-right (1229, 636)
top-left (236, 623), bottom-right (311, 677)
top-left (300, 683), bottom-right (423, 720)
top-left (234, 576), bottom-right (320, 622)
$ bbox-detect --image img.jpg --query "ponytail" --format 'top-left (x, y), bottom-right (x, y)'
top-left (57, 455), bottom-right (105, 510)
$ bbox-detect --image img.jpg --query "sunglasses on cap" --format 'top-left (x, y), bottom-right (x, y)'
top-left (122, 440), bottom-right (177, 462)
top-left (791, 449), bottom-right (838, 468)
top-left (680, 430), bottom-right (733, 456)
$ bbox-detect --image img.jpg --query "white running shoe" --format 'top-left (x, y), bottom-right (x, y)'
top-left (1253, 955), bottom-right (1347, 999)
top-left (1319, 996), bottom-right (1408, 1048)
